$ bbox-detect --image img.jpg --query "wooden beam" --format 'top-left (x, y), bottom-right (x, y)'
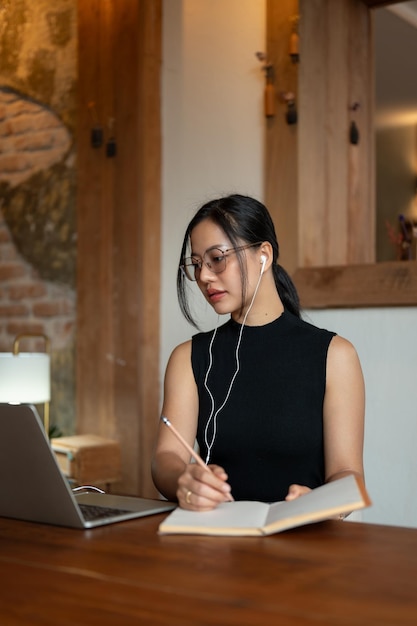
top-left (293, 262), bottom-right (417, 308)
top-left (361, 1), bottom-right (404, 8)
top-left (76, 0), bottom-right (161, 497)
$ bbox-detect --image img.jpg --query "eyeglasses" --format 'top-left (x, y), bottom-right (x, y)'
top-left (180, 242), bottom-right (262, 281)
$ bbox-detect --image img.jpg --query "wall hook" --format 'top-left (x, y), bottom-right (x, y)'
top-left (281, 92), bottom-right (297, 125)
top-left (255, 51), bottom-right (276, 118)
top-left (88, 101), bottom-right (103, 148)
top-left (350, 120), bottom-right (359, 145)
top-left (106, 117), bottom-right (117, 158)
top-left (289, 15), bottom-right (300, 64)
top-left (349, 102), bottom-right (360, 145)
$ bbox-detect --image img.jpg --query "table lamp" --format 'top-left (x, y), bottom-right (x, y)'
top-left (0, 333), bottom-right (51, 434)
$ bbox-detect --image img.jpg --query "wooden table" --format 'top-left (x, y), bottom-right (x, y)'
top-left (0, 514), bottom-right (416, 625)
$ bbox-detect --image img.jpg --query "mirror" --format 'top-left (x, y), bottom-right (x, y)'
top-left (375, 2), bottom-right (417, 262)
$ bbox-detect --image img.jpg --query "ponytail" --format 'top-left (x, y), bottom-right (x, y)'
top-left (273, 264), bottom-right (301, 318)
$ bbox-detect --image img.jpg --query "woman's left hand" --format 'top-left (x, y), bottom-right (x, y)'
top-left (285, 484), bottom-right (311, 501)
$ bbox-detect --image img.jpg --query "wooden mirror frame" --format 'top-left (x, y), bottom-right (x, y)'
top-left (266, 0), bottom-right (417, 309)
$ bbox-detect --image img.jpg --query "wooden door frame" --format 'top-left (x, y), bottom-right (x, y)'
top-left (76, 0), bottom-right (161, 497)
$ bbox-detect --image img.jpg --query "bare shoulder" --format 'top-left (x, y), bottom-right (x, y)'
top-left (167, 339), bottom-right (192, 366)
top-left (165, 339), bottom-right (193, 382)
top-left (163, 338), bottom-right (197, 420)
top-left (327, 334), bottom-right (363, 380)
top-left (328, 334), bottom-right (359, 359)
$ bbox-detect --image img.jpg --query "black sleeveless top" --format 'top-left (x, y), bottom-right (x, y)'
top-left (191, 310), bottom-right (335, 502)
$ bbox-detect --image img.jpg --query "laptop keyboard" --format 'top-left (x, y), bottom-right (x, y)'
top-left (78, 503), bottom-right (132, 521)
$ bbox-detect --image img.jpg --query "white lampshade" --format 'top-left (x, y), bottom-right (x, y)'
top-left (0, 353), bottom-right (50, 403)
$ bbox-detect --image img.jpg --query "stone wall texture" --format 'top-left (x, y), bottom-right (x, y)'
top-left (0, 0), bottom-right (77, 435)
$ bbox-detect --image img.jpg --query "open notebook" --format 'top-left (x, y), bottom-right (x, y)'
top-left (0, 403), bottom-right (175, 529)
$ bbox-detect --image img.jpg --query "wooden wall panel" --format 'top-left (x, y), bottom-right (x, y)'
top-left (76, 0), bottom-right (161, 497)
top-left (296, 0), bottom-right (329, 267)
top-left (326, 0), bottom-right (349, 264)
top-left (265, 0), bottom-right (299, 275)
top-left (266, 0), bottom-right (374, 274)
top-left (77, 0), bottom-right (114, 439)
top-left (347, 0), bottom-right (375, 264)
top-left (298, 0), bottom-right (374, 268)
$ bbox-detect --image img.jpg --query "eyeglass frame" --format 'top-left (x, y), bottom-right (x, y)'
top-left (180, 242), bottom-right (263, 281)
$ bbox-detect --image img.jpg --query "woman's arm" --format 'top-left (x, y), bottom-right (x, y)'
top-left (323, 335), bottom-right (365, 484)
top-left (286, 334), bottom-right (365, 502)
top-left (151, 340), bottom-right (198, 499)
top-left (151, 340), bottom-right (232, 508)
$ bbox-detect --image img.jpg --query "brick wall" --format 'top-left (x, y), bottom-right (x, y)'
top-left (0, 1), bottom-right (77, 434)
top-left (0, 213), bottom-right (75, 353)
top-left (0, 88), bottom-right (71, 187)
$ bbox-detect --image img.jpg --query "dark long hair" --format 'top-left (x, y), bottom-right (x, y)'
top-left (177, 194), bottom-right (300, 327)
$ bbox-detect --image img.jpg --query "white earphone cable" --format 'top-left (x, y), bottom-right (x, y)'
top-left (203, 264), bottom-right (265, 463)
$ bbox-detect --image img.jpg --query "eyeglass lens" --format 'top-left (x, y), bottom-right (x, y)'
top-left (181, 243), bottom-right (262, 281)
top-left (182, 248), bottom-right (226, 281)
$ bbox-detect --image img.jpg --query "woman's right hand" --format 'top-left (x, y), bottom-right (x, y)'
top-left (177, 463), bottom-right (233, 510)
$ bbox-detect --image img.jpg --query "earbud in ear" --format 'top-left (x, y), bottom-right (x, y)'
top-left (260, 254), bottom-right (267, 274)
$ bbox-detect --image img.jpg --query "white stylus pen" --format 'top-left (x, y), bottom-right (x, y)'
top-left (161, 415), bottom-right (234, 501)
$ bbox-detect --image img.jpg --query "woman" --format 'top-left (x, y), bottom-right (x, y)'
top-left (152, 194), bottom-right (365, 511)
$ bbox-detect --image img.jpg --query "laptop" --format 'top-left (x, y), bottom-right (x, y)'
top-left (0, 403), bottom-right (175, 529)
